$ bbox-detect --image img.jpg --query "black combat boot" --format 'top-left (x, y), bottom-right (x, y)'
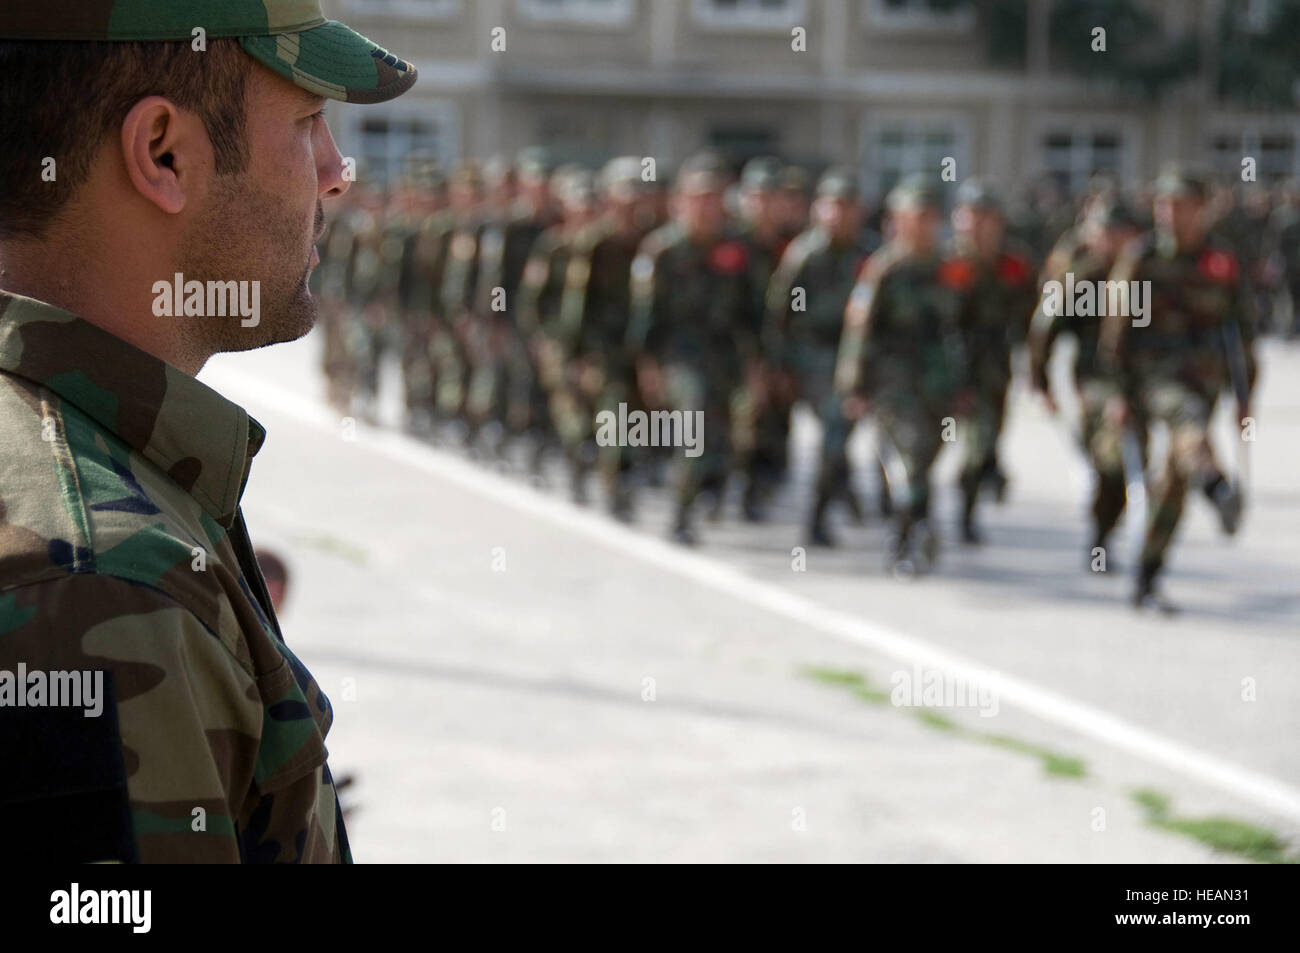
top-left (1133, 560), bottom-right (1178, 614)
top-left (1203, 474), bottom-right (1242, 536)
top-left (806, 493), bottom-right (837, 548)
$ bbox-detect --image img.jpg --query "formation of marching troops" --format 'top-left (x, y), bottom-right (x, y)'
top-left (313, 147), bottom-right (1294, 612)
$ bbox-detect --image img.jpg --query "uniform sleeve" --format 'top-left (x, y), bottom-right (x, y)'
top-left (834, 258), bottom-right (884, 395)
top-left (762, 243), bottom-right (803, 368)
top-left (1026, 247), bottom-right (1072, 391)
top-left (0, 573), bottom-right (262, 863)
top-left (626, 245), bottom-right (664, 357)
top-left (1101, 242), bottom-right (1143, 394)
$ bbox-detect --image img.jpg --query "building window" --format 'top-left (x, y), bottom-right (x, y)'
top-left (1209, 129), bottom-right (1297, 183)
top-left (517, 0), bottom-right (634, 24)
top-left (342, 103), bottom-right (460, 187)
top-left (864, 0), bottom-right (975, 33)
top-left (708, 124), bottom-right (780, 165)
top-left (691, 0), bottom-right (807, 30)
top-left (862, 116), bottom-right (969, 205)
top-left (1042, 128), bottom-right (1123, 196)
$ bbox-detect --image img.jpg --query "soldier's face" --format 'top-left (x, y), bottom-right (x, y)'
top-left (814, 196), bottom-right (861, 241)
top-left (740, 188), bottom-right (779, 229)
top-left (678, 189), bottom-right (726, 239)
top-left (178, 64), bottom-right (349, 355)
top-left (1155, 194), bottom-right (1205, 248)
top-left (954, 205), bottom-right (1004, 255)
top-left (891, 206), bottom-right (940, 252)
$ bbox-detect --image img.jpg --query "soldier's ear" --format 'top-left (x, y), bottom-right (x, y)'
top-left (119, 96), bottom-right (194, 216)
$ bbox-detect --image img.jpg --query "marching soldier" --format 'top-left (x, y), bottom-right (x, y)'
top-left (317, 186), bottom-right (367, 415)
top-left (764, 167), bottom-right (873, 546)
top-left (737, 156), bottom-right (793, 520)
top-left (1099, 165), bottom-right (1257, 611)
top-left (1028, 200), bottom-right (1143, 564)
top-left (949, 179), bottom-right (1037, 543)
top-left (443, 154), bottom-right (516, 448)
top-left (546, 157), bottom-right (659, 516)
top-left (517, 165), bottom-right (598, 479)
top-left (628, 152), bottom-right (761, 545)
top-left (394, 161), bottom-right (448, 434)
top-left (835, 174), bottom-right (970, 573)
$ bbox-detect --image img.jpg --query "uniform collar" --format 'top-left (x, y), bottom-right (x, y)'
top-left (0, 290), bottom-right (264, 529)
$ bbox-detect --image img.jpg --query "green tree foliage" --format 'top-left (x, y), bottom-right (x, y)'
top-left (1216, 0), bottom-right (1300, 109)
top-left (1048, 0), bottom-right (1198, 97)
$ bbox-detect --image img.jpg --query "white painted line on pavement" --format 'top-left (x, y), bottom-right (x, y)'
top-left (204, 364), bottom-right (1300, 825)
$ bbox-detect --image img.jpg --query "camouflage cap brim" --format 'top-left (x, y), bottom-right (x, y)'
top-left (240, 20), bottom-right (416, 105)
top-left (0, 2), bottom-right (415, 105)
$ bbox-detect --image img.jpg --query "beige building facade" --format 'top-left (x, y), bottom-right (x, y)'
top-left (323, 0), bottom-right (1300, 200)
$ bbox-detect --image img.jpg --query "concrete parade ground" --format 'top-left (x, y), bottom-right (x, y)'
top-left (200, 330), bottom-right (1300, 863)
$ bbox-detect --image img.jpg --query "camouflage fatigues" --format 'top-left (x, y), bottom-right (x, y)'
top-left (0, 293), bottom-right (349, 863)
top-left (765, 227), bottom-right (870, 532)
top-left (470, 203), bottom-right (558, 435)
top-left (628, 224), bottom-right (761, 531)
top-left (547, 218), bottom-right (646, 507)
top-left (1028, 228), bottom-right (1137, 548)
top-left (1100, 232), bottom-right (1257, 584)
top-left (835, 245), bottom-right (967, 540)
top-left (952, 238), bottom-right (1037, 530)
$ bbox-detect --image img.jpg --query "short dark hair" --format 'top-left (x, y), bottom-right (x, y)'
top-left (0, 38), bottom-right (251, 239)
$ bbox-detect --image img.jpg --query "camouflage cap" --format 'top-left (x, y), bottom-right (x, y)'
top-left (675, 151), bottom-right (731, 194)
top-left (740, 156), bottom-right (783, 192)
top-left (599, 155), bottom-right (652, 198)
top-left (778, 165), bottom-right (811, 195)
top-left (1088, 199), bottom-right (1140, 231)
top-left (0, 1), bottom-right (417, 104)
top-left (886, 172), bottom-right (943, 212)
top-left (403, 156), bottom-right (445, 192)
top-left (1154, 163), bottom-right (1210, 201)
top-left (955, 177), bottom-right (1002, 212)
top-left (516, 146), bottom-right (555, 184)
top-left (815, 166), bottom-right (860, 201)
top-left (553, 165), bottom-right (595, 207)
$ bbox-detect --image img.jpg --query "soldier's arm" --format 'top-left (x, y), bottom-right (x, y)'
top-left (626, 245), bottom-right (663, 358)
top-left (1026, 247), bottom-right (1071, 392)
top-left (834, 255), bottom-right (886, 396)
top-left (1226, 250), bottom-right (1259, 408)
top-left (555, 236), bottom-right (597, 358)
top-left (762, 241), bottom-right (804, 368)
top-left (0, 574), bottom-right (264, 863)
top-left (1100, 242), bottom-right (1143, 395)
top-left (515, 244), bottom-right (552, 341)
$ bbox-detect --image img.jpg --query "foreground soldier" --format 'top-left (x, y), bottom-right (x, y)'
top-left (949, 180), bottom-right (1037, 543)
top-left (629, 153), bottom-right (761, 545)
top-left (0, 1), bottom-right (416, 861)
top-left (1100, 167), bottom-right (1256, 611)
top-left (765, 168), bottom-right (872, 546)
top-left (835, 175), bottom-right (969, 573)
top-left (1028, 200), bottom-right (1142, 565)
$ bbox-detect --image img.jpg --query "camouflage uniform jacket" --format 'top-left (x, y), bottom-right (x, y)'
top-left (1027, 228), bottom-right (1111, 392)
top-left (950, 237), bottom-right (1037, 392)
top-left (627, 223), bottom-right (761, 385)
top-left (763, 227), bottom-right (870, 375)
top-left (1100, 232), bottom-right (1258, 402)
top-left (834, 244), bottom-right (968, 410)
top-left (553, 219), bottom-right (643, 373)
top-left (0, 292), bottom-right (349, 864)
